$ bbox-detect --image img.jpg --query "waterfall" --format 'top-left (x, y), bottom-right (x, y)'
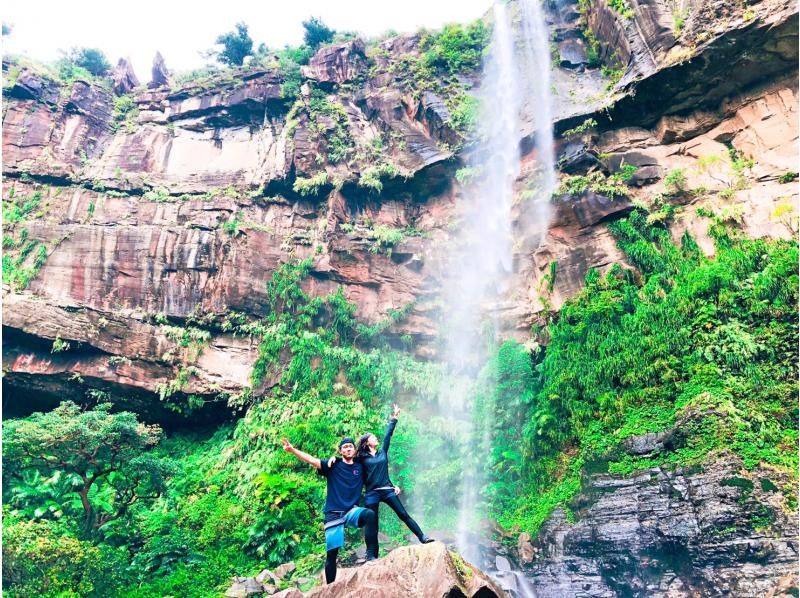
top-left (450, 0), bottom-right (522, 555)
top-left (519, 0), bottom-right (557, 231)
top-left (409, 3), bottom-right (554, 590)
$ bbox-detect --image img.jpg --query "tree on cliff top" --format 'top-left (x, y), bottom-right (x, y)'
top-left (212, 21), bottom-right (254, 66)
top-left (59, 47), bottom-right (112, 77)
top-left (302, 16), bottom-right (335, 50)
top-left (4, 401), bottom-right (175, 535)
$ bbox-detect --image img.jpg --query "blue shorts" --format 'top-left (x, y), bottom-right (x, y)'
top-left (324, 506), bottom-right (366, 551)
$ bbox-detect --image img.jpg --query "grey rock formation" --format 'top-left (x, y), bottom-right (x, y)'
top-left (525, 457), bottom-right (798, 597)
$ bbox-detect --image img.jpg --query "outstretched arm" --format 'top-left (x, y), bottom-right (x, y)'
top-left (282, 438), bottom-right (322, 470)
top-left (383, 404), bottom-right (401, 454)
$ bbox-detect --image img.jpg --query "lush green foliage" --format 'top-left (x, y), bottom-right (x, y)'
top-left (2, 187), bottom-right (50, 289)
top-left (558, 170), bottom-right (631, 197)
top-left (4, 402), bottom-right (173, 534)
top-left (306, 89), bottom-right (354, 163)
top-left (302, 17), bottom-right (335, 50)
top-left (213, 22), bottom-right (254, 66)
top-left (293, 172), bottom-right (330, 197)
top-left (420, 21), bottom-right (489, 74)
top-left (448, 94), bottom-right (480, 135)
top-left (479, 212), bottom-right (798, 535)
top-left (608, 0), bottom-right (635, 19)
top-left (57, 47), bottom-right (111, 77)
top-left (2, 518), bottom-right (129, 597)
top-left (111, 95), bottom-right (139, 134)
top-left (274, 45), bottom-right (313, 99)
top-left (358, 163), bottom-right (399, 193)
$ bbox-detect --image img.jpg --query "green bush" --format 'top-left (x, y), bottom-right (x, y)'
top-left (664, 168), bottom-right (687, 194)
top-left (448, 94), bottom-right (480, 135)
top-left (293, 172), bottom-right (329, 197)
top-left (2, 518), bottom-right (129, 597)
top-left (358, 163), bottom-right (398, 193)
top-left (56, 47), bottom-right (111, 78)
top-left (303, 17), bottom-right (335, 50)
top-left (484, 211), bottom-right (798, 534)
top-left (420, 20), bottom-right (490, 74)
top-left (558, 170), bottom-right (630, 197)
top-left (112, 95), bottom-right (138, 133)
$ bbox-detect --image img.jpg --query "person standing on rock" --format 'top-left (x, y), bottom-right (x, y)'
top-left (356, 404), bottom-right (434, 545)
top-left (281, 436), bottom-right (378, 584)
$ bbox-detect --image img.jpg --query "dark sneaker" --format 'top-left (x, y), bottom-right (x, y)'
top-left (420, 535), bottom-right (435, 544)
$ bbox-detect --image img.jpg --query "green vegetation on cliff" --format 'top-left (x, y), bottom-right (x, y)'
top-left (478, 211), bottom-right (798, 535)
top-left (4, 210), bottom-right (795, 596)
top-left (2, 258), bottom-right (434, 596)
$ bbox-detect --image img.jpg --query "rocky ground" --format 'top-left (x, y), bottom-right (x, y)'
top-left (226, 542), bottom-right (507, 598)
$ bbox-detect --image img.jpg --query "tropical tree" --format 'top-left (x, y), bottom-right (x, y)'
top-left (213, 21), bottom-right (254, 66)
top-left (302, 16), bottom-right (335, 50)
top-left (3, 401), bottom-right (174, 534)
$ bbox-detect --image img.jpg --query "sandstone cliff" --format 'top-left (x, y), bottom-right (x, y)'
top-left (3, 0), bottom-right (796, 419)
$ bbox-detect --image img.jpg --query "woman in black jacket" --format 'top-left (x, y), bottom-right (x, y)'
top-left (357, 404), bottom-right (433, 545)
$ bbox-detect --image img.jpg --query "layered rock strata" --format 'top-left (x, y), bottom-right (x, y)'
top-left (2, 0), bottom-right (797, 419)
top-left (525, 457), bottom-right (798, 597)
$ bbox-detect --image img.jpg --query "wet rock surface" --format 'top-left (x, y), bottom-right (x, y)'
top-left (524, 457), bottom-right (798, 597)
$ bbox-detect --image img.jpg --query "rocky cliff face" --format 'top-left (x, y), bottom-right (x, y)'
top-left (521, 455), bottom-right (798, 597)
top-left (4, 0), bottom-right (796, 419)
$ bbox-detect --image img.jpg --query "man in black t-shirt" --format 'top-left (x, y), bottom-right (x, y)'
top-left (282, 436), bottom-right (378, 584)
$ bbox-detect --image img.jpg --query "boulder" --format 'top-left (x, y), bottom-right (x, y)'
top-left (225, 576), bottom-right (267, 597)
top-left (273, 562), bottom-right (297, 580)
top-left (256, 569), bottom-right (280, 585)
top-left (301, 39), bottom-right (367, 86)
top-left (301, 542), bottom-right (507, 597)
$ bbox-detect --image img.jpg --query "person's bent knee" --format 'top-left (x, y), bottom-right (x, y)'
top-left (360, 509), bottom-right (376, 525)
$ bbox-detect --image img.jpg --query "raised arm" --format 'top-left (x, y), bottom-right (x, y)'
top-left (383, 404), bottom-right (401, 454)
top-left (282, 438), bottom-right (321, 470)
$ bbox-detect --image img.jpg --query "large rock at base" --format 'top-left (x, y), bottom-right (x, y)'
top-left (304, 542), bottom-right (507, 598)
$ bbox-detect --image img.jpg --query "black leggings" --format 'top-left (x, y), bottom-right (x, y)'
top-left (325, 509), bottom-right (377, 584)
top-left (366, 491), bottom-right (425, 541)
